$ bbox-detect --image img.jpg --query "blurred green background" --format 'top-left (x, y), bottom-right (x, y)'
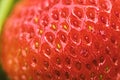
top-left (0, 0), bottom-right (19, 80)
top-left (0, 65), bottom-right (9, 80)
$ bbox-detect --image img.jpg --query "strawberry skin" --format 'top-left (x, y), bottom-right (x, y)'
top-left (1, 0), bottom-right (120, 80)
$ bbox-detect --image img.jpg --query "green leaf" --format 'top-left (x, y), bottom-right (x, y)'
top-left (0, 0), bottom-right (14, 34)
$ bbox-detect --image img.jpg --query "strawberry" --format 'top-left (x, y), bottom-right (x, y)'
top-left (1, 0), bottom-right (120, 80)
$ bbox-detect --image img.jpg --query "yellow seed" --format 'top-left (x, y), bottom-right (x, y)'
top-left (24, 62), bottom-right (27, 66)
top-left (29, 76), bottom-right (33, 80)
top-left (88, 25), bottom-right (93, 31)
top-left (105, 66), bottom-right (109, 72)
top-left (57, 43), bottom-right (61, 49)
top-left (17, 48), bottom-right (21, 56)
top-left (52, 24), bottom-right (57, 30)
top-left (90, 72), bottom-right (95, 77)
top-left (63, 25), bottom-right (68, 30)
top-left (35, 42), bottom-right (39, 48)
top-left (34, 17), bottom-right (38, 23)
top-left (39, 29), bottom-right (43, 35)
top-left (25, 47), bottom-right (28, 52)
top-left (18, 48), bottom-right (21, 53)
top-left (99, 74), bottom-right (103, 80)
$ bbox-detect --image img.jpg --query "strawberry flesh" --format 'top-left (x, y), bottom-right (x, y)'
top-left (1, 0), bottom-right (120, 80)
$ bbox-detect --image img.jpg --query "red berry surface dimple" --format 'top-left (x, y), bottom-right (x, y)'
top-left (57, 30), bottom-right (67, 43)
top-left (74, 7), bottom-right (84, 19)
top-left (45, 32), bottom-right (55, 43)
top-left (86, 7), bottom-right (97, 21)
top-left (70, 14), bottom-right (82, 28)
top-left (73, 0), bottom-right (85, 5)
top-left (51, 9), bottom-right (59, 20)
top-left (1, 0), bottom-right (120, 80)
top-left (86, 0), bottom-right (97, 5)
top-left (60, 7), bottom-right (69, 18)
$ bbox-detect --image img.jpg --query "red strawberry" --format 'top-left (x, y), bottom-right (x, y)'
top-left (1, 0), bottom-right (120, 80)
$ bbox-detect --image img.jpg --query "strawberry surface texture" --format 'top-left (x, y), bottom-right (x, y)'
top-left (1, 0), bottom-right (120, 80)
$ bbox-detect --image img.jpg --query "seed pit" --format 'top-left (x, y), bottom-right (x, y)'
top-left (51, 10), bottom-right (59, 20)
top-left (43, 61), bottom-right (49, 69)
top-left (46, 48), bottom-right (51, 55)
top-left (70, 15), bottom-right (81, 28)
top-left (65, 57), bottom-right (71, 65)
top-left (80, 48), bottom-right (89, 57)
top-left (112, 57), bottom-right (118, 64)
top-left (35, 70), bottom-right (41, 79)
top-left (72, 77), bottom-right (77, 80)
top-left (61, 34), bottom-right (67, 42)
top-left (69, 45), bottom-right (76, 56)
top-left (105, 77), bottom-right (111, 80)
top-left (90, 72), bottom-right (95, 78)
top-left (80, 74), bottom-right (85, 80)
top-left (62, 0), bottom-right (72, 5)
top-left (32, 57), bottom-right (37, 63)
top-left (56, 57), bottom-right (61, 65)
top-left (31, 57), bottom-right (37, 67)
top-left (35, 71), bottom-right (40, 76)
top-left (105, 46), bottom-right (110, 54)
top-left (110, 36), bottom-right (116, 44)
top-left (71, 19), bottom-right (80, 27)
top-left (84, 36), bottom-right (90, 44)
top-left (100, 2), bottom-right (108, 10)
top-left (65, 72), bottom-right (69, 79)
top-left (45, 32), bottom-right (55, 43)
top-left (54, 70), bottom-right (60, 76)
top-left (99, 56), bottom-right (105, 63)
top-left (58, 31), bottom-right (67, 43)
top-left (86, 63), bottom-right (91, 70)
top-left (73, 0), bottom-right (84, 4)
top-left (94, 42), bottom-right (100, 50)
top-left (61, 7), bottom-right (69, 18)
top-left (46, 74), bottom-right (52, 79)
top-left (72, 33), bottom-right (79, 43)
top-left (92, 59), bottom-right (98, 66)
top-left (75, 61), bottom-right (81, 70)
top-left (70, 29), bottom-right (80, 43)
top-left (89, 0), bottom-right (96, 4)
top-left (51, 0), bottom-right (59, 4)
top-left (111, 22), bottom-right (117, 30)
top-left (88, 12), bottom-right (94, 19)
top-left (114, 11), bottom-right (120, 18)
top-left (42, 43), bottom-right (51, 56)
top-left (100, 16), bottom-right (107, 24)
top-left (41, 16), bottom-right (49, 27)
top-left (86, 8), bottom-right (96, 20)
top-left (74, 7), bottom-right (83, 19)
